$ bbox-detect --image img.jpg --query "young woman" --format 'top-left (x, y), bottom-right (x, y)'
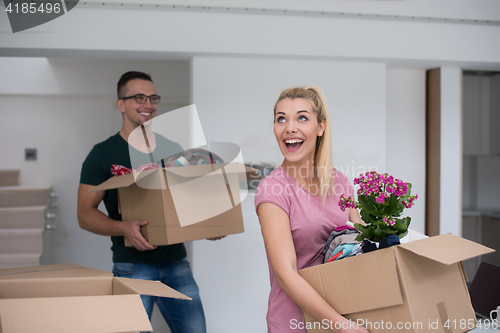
top-left (255, 86), bottom-right (368, 333)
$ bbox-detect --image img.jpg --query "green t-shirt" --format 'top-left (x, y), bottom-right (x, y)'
top-left (80, 132), bottom-right (187, 263)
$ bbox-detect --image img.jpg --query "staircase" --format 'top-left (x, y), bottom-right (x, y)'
top-left (0, 170), bottom-right (52, 269)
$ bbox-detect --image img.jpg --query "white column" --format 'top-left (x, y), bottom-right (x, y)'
top-left (440, 67), bottom-right (463, 236)
top-left (386, 69), bottom-right (427, 234)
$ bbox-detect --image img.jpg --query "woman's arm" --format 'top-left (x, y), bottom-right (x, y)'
top-left (258, 202), bottom-right (368, 333)
top-left (349, 207), bottom-right (363, 224)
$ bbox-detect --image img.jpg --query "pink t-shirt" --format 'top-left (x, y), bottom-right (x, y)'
top-left (255, 166), bottom-right (354, 333)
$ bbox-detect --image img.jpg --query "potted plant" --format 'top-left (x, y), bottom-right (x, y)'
top-left (338, 171), bottom-right (418, 248)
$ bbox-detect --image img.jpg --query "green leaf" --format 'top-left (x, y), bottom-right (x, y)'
top-left (359, 208), bottom-right (379, 225)
top-left (395, 217), bottom-right (411, 231)
top-left (376, 222), bottom-right (395, 238)
top-left (354, 223), bottom-right (371, 234)
top-left (354, 223), bottom-right (374, 241)
top-left (397, 230), bottom-right (409, 239)
top-left (358, 195), bottom-right (378, 215)
top-left (405, 183), bottom-right (413, 197)
top-left (360, 209), bottom-right (370, 222)
top-left (379, 223), bottom-right (397, 234)
top-left (386, 194), bottom-right (403, 216)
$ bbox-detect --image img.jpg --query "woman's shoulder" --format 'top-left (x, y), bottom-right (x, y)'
top-left (254, 166), bottom-right (293, 214)
top-left (332, 168), bottom-right (348, 180)
top-left (257, 166), bottom-right (291, 188)
top-left (330, 168), bottom-right (354, 197)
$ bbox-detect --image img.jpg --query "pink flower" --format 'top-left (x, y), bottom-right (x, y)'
top-left (376, 194), bottom-right (386, 204)
top-left (382, 216), bottom-right (395, 226)
top-left (339, 194), bottom-right (357, 211)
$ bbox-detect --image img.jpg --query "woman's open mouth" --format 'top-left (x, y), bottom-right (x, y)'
top-left (284, 139), bottom-right (304, 151)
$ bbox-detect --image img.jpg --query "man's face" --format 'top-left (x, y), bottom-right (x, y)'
top-left (117, 79), bottom-right (158, 129)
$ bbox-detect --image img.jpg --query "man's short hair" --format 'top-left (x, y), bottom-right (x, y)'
top-left (117, 71), bottom-right (153, 99)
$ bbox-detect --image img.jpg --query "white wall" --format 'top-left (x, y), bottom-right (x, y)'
top-left (1, 94), bottom-right (116, 267)
top-left (0, 58), bottom-right (190, 271)
top-left (386, 69), bottom-right (427, 234)
top-left (190, 56), bottom-right (426, 332)
top-left (191, 57), bottom-right (386, 172)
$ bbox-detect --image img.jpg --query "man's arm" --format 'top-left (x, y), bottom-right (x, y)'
top-left (77, 184), bottom-right (156, 251)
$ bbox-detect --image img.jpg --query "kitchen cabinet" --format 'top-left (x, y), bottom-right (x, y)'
top-left (463, 73), bottom-right (500, 156)
top-left (462, 211), bottom-right (500, 281)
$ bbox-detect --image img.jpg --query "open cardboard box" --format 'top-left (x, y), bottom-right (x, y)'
top-left (92, 163), bottom-right (258, 246)
top-left (298, 233), bottom-right (495, 333)
top-left (0, 263), bottom-right (191, 333)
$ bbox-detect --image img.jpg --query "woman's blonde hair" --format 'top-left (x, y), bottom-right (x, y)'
top-left (273, 86), bottom-right (333, 201)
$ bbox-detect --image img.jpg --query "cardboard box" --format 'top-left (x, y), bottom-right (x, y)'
top-left (0, 263), bottom-right (191, 333)
top-left (298, 234), bottom-right (495, 333)
top-left (92, 163), bottom-right (257, 246)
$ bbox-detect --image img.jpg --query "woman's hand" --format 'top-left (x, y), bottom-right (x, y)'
top-left (336, 320), bottom-right (370, 333)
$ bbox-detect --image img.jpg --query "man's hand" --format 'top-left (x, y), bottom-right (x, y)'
top-left (78, 184), bottom-right (156, 251)
top-left (120, 220), bottom-right (157, 251)
top-left (206, 235), bottom-right (227, 241)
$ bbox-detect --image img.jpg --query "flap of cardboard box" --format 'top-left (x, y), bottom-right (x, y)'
top-left (398, 233), bottom-right (495, 265)
top-left (0, 263), bottom-right (112, 300)
top-left (0, 264), bottom-right (190, 301)
top-left (91, 172), bottom-right (142, 192)
top-left (299, 247), bottom-right (403, 317)
top-left (114, 277), bottom-right (192, 300)
top-left (0, 263), bottom-right (109, 280)
top-left (164, 163), bottom-right (258, 179)
top-left (0, 262), bottom-right (81, 276)
top-left (90, 163), bottom-right (258, 192)
top-left (0, 294), bottom-right (151, 333)
top-left (90, 167), bottom-right (166, 192)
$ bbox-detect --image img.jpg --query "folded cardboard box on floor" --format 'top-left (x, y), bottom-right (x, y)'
top-left (298, 233), bottom-right (495, 333)
top-left (92, 162), bottom-right (258, 246)
top-left (0, 263), bottom-right (191, 333)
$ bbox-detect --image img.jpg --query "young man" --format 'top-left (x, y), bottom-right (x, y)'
top-left (77, 71), bottom-right (206, 333)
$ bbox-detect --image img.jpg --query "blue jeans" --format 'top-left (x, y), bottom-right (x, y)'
top-left (113, 258), bottom-right (206, 333)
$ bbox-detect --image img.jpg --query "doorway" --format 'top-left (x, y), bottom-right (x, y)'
top-left (462, 70), bottom-right (500, 280)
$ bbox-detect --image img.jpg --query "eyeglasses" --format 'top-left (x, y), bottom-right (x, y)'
top-left (120, 94), bottom-right (161, 104)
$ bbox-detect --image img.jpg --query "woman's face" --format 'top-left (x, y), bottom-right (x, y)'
top-left (274, 98), bottom-right (325, 166)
